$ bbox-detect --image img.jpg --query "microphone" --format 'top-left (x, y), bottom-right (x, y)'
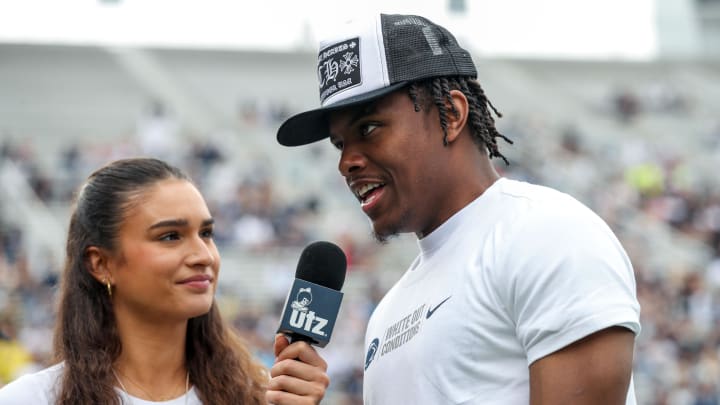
top-left (277, 241), bottom-right (347, 347)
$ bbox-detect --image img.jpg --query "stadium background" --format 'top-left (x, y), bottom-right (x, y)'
top-left (1, 0), bottom-right (719, 403)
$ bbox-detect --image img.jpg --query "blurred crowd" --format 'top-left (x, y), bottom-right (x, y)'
top-left (1, 83), bottom-right (719, 404)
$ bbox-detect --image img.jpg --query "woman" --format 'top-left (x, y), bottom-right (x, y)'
top-left (0, 158), bottom-right (328, 404)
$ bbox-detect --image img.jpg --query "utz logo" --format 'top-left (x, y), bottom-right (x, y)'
top-left (317, 37), bottom-right (361, 104)
top-left (365, 338), bottom-right (379, 370)
top-left (291, 287), bottom-right (312, 312)
top-left (289, 287), bottom-right (329, 337)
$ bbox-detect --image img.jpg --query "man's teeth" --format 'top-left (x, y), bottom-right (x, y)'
top-left (357, 183), bottom-right (382, 199)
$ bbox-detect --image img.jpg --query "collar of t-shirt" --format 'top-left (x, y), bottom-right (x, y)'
top-left (116, 387), bottom-right (201, 405)
top-left (416, 177), bottom-right (506, 259)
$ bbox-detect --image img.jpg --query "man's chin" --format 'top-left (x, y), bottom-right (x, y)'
top-left (371, 227), bottom-right (398, 244)
top-left (369, 215), bottom-right (408, 244)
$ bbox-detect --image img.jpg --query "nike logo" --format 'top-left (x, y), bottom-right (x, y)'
top-left (426, 296), bottom-right (452, 319)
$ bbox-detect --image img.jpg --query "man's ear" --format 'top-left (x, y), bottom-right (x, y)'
top-left (444, 89), bottom-right (470, 145)
top-left (86, 246), bottom-right (113, 284)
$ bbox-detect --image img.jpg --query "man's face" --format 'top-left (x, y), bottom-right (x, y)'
top-left (328, 89), bottom-right (454, 241)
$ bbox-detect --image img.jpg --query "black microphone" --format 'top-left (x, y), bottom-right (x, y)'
top-left (277, 241), bottom-right (347, 347)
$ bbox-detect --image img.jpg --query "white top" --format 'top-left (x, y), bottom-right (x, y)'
top-left (0, 363), bottom-right (202, 404)
top-left (363, 178), bottom-right (641, 404)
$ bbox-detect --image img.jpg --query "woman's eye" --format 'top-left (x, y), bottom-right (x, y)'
top-left (201, 228), bottom-right (215, 239)
top-left (159, 232), bottom-right (180, 241)
top-left (332, 140), bottom-right (344, 151)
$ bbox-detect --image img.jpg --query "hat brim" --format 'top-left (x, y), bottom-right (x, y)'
top-left (277, 81), bottom-right (409, 147)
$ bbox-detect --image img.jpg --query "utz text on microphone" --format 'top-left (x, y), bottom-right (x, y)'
top-left (278, 279), bottom-right (343, 347)
top-left (277, 241), bottom-right (346, 347)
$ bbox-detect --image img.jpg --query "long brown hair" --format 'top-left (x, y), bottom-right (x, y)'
top-left (53, 157), bottom-right (267, 404)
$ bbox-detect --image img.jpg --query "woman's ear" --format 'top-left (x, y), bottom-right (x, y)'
top-left (86, 246), bottom-right (112, 284)
top-left (444, 89), bottom-right (470, 145)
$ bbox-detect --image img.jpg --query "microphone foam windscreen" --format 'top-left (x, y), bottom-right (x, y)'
top-left (295, 241), bottom-right (347, 291)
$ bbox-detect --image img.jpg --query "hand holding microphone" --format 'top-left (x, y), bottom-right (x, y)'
top-left (266, 241), bottom-right (347, 405)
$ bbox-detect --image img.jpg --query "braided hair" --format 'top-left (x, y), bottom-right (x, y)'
top-left (408, 76), bottom-right (513, 165)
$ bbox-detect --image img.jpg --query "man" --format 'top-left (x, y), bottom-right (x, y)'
top-left (276, 13), bottom-right (641, 404)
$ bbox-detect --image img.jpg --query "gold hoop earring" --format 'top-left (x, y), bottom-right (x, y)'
top-left (105, 279), bottom-right (112, 297)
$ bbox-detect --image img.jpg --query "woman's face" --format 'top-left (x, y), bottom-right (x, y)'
top-left (108, 178), bottom-right (220, 324)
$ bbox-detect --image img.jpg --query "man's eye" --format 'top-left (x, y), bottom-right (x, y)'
top-left (360, 123), bottom-right (378, 136)
top-left (332, 141), bottom-right (344, 151)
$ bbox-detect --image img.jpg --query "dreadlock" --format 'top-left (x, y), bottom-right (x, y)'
top-left (408, 76), bottom-right (513, 165)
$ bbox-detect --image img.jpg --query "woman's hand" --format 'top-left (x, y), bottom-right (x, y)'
top-left (266, 334), bottom-right (330, 405)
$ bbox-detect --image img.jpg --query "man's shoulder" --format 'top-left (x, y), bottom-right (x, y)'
top-left (496, 178), bottom-right (601, 224)
top-left (497, 178), bottom-right (580, 206)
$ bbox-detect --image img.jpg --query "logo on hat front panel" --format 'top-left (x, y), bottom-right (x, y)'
top-left (317, 37), bottom-right (362, 105)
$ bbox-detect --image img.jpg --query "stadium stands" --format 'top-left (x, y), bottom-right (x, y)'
top-left (1, 43), bottom-right (719, 403)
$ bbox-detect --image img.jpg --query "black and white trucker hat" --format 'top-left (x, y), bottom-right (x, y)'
top-left (276, 13), bottom-right (477, 146)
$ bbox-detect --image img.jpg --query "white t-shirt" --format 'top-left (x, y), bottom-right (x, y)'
top-left (0, 363), bottom-right (203, 405)
top-left (363, 178), bottom-right (641, 404)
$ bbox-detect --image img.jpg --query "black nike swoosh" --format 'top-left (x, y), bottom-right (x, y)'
top-left (426, 296), bottom-right (452, 319)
